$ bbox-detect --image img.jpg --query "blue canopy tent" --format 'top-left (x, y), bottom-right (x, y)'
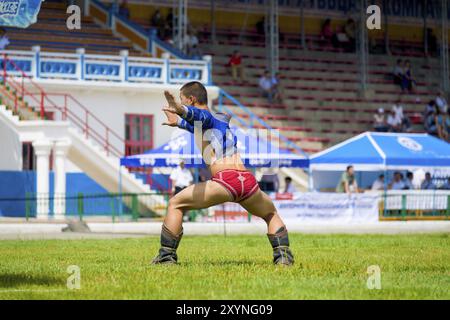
top-left (309, 132), bottom-right (450, 190)
top-left (310, 132), bottom-right (450, 171)
top-left (120, 127), bottom-right (309, 169)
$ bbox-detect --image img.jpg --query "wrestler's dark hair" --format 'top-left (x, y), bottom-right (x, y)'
top-left (180, 81), bottom-right (208, 105)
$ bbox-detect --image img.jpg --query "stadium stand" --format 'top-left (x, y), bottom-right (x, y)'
top-left (199, 33), bottom-right (439, 152)
top-left (3, 1), bottom-right (146, 56)
top-left (122, 4), bottom-right (440, 153)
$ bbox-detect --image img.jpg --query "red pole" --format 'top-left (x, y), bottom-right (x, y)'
top-left (85, 111), bottom-right (88, 138)
top-left (106, 128), bottom-right (110, 156)
top-left (40, 91), bottom-right (45, 119)
top-left (64, 95), bottom-right (67, 120)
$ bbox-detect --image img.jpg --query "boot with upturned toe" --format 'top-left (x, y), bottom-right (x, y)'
top-left (267, 226), bottom-right (294, 266)
top-left (151, 224), bottom-right (183, 265)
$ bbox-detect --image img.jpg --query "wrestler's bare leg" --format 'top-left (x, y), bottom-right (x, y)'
top-left (164, 180), bottom-right (234, 234)
top-left (152, 181), bottom-right (233, 264)
top-left (240, 189), bottom-right (294, 266)
top-left (239, 189), bottom-right (284, 234)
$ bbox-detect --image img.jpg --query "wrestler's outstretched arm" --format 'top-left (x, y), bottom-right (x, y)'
top-left (162, 108), bottom-right (194, 133)
top-left (164, 91), bottom-right (215, 129)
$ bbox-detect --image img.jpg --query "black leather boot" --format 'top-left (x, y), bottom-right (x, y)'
top-left (267, 226), bottom-right (294, 266)
top-left (151, 224), bottom-right (183, 265)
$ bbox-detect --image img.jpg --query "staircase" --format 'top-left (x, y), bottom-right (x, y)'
top-left (0, 54), bottom-right (166, 216)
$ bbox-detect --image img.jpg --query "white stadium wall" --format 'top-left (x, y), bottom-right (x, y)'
top-left (24, 81), bottom-right (220, 172)
top-left (0, 116), bottom-right (22, 171)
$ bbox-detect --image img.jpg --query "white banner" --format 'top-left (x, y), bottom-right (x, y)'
top-left (274, 193), bottom-right (380, 223)
top-left (208, 191), bottom-right (449, 223)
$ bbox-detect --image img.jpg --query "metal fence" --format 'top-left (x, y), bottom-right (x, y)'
top-left (0, 192), bottom-right (214, 222)
top-left (0, 193), bottom-right (171, 221)
top-left (379, 191), bottom-right (450, 220)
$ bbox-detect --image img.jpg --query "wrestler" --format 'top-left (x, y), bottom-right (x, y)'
top-left (151, 81), bottom-right (294, 266)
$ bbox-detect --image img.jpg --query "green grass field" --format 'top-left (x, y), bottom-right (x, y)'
top-left (0, 233), bottom-right (449, 299)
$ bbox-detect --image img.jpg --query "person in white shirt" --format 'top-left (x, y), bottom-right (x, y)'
top-left (392, 103), bottom-right (404, 124)
top-left (387, 109), bottom-right (402, 132)
top-left (170, 160), bottom-right (193, 195)
top-left (436, 91), bottom-right (448, 114)
top-left (283, 177), bottom-right (296, 194)
top-left (259, 70), bottom-right (274, 103)
top-left (373, 108), bottom-right (388, 132)
top-left (404, 172), bottom-right (414, 190)
top-left (389, 172), bottom-right (405, 190)
top-left (371, 174), bottom-right (385, 190)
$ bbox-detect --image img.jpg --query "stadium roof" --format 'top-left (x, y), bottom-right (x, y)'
top-left (310, 132), bottom-right (450, 171)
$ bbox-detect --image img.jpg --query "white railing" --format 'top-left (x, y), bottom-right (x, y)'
top-left (0, 49), bottom-right (212, 85)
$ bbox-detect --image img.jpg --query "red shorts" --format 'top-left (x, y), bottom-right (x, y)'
top-left (212, 169), bottom-right (260, 203)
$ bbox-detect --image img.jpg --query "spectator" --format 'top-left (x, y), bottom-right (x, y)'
top-left (256, 17), bottom-right (265, 35)
top-left (166, 8), bottom-right (174, 28)
top-left (404, 172), bottom-right (414, 190)
top-left (392, 100), bottom-right (411, 132)
top-left (421, 172), bottom-right (436, 190)
top-left (336, 165), bottom-right (358, 194)
top-left (393, 59), bottom-right (403, 86)
top-left (424, 105), bottom-right (438, 136)
top-left (150, 9), bottom-right (165, 38)
top-left (435, 91), bottom-right (448, 114)
top-left (440, 177), bottom-right (450, 190)
top-left (389, 172), bottom-right (405, 190)
top-left (373, 108), bottom-right (388, 132)
top-left (401, 60), bottom-right (416, 93)
top-left (151, 9), bottom-right (163, 28)
top-left (271, 72), bottom-right (283, 103)
top-left (424, 100), bottom-right (436, 117)
top-left (283, 177), bottom-right (296, 194)
top-left (260, 169), bottom-right (279, 193)
top-left (169, 160), bottom-right (193, 195)
top-left (427, 28), bottom-right (438, 56)
top-left (0, 28), bottom-right (9, 50)
top-left (371, 174), bottom-right (385, 190)
top-left (228, 50), bottom-right (245, 83)
top-left (184, 29), bottom-right (199, 57)
top-left (119, 0), bottom-right (130, 19)
top-left (435, 106), bottom-right (449, 141)
top-left (259, 70), bottom-right (274, 103)
top-left (387, 109), bottom-right (402, 132)
top-left (446, 108), bottom-right (450, 139)
top-left (343, 18), bottom-right (356, 52)
top-left (320, 19), bottom-right (334, 43)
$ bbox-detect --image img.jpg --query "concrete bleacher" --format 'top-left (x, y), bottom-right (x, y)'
top-left (4, 1), bottom-right (146, 56)
top-left (197, 29), bottom-right (440, 153)
top-left (122, 2), bottom-right (437, 153)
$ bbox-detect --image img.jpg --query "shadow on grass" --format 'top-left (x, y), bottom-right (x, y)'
top-left (0, 273), bottom-right (62, 288)
top-left (182, 260), bottom-right (265, 267)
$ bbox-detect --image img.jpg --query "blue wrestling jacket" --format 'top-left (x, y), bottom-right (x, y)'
top-left (176, 105), bottom-right (238, 159)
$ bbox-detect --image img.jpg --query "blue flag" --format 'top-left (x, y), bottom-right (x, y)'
top-left (0, 0), bottom-right (43, 28)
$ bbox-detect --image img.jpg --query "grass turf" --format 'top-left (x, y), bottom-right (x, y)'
top-left (0, 233), bottom-right (449, 299)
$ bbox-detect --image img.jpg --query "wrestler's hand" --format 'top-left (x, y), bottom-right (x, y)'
top-left (164, 91), bottom-right (185, 115)
top-left (162, 107), bottom-right (179, 127)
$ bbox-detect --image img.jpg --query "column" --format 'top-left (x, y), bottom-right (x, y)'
top-left (53, 140), bottom-right (71, 220)
top-left (33, 140), bottom-right (52, 220)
